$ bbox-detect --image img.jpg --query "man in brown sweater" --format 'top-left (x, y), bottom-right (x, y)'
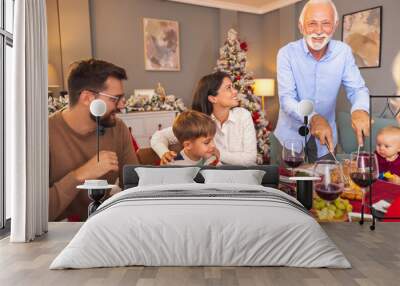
top-left (49, 59), bottom-right (138, 221)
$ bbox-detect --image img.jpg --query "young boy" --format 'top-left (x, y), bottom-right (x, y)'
top-left (376, 126), bottom-right (400, 183)
top-left (166, 110), bottom-right (219, 166)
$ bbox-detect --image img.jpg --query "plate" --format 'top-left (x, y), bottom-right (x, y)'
top-left (310, 209), bottom-right (349, 222)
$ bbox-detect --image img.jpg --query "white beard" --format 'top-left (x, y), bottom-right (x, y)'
top-left (304, 33), bottom-right (331, 51)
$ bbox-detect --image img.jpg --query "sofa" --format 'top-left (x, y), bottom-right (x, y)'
top-left (336, 111), bottom-right (398, 154)
top-left (136, 144), bottom-right (182, 165)
top-left (268, 111), bottom-right (398, 164)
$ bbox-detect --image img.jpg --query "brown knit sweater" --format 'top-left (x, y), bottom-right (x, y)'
top-left (49, 110), bottom-right (138, 221)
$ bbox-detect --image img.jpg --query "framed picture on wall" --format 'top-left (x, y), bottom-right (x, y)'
top-left (143, 18), bottom-right (180, 71)
top-left (342, 6), bottom-right (382, 68)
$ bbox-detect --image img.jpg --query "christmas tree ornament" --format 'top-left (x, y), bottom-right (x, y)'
top-left (215, 28), bottom-right (271, 164)
top-left (155, 82), bottom-right (167, 102)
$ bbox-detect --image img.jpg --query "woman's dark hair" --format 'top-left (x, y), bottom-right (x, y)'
top-left (191, 71), bottom-right (231, 115)
top-left (67, 59), bottom-right (127, 106)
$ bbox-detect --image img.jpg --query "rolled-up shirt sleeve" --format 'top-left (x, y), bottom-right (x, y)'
top-left (219, 110), bottom-right (257, 166)
top-left (277, 48), bottom-right (304, 124)
top-left (342, 46), bottom-right (370, 114)
top-left (150, 127), bottom-right (179, 158)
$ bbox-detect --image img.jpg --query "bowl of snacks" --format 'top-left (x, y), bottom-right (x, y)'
top-left (341, 159), bottom-right (363, 201)
top-left (312, 197), bottom-right (353, 221)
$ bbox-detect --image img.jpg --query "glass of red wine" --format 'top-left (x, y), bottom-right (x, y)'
top-left (350, 151), bottom-right (379, 205)
top-left (313, 160), bottom-right (344, 202)
top-left (282, 140), bottom-right (304, 176)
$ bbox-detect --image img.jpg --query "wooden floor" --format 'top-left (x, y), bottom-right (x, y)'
top-left (0, 222), bottom-right (399, 286)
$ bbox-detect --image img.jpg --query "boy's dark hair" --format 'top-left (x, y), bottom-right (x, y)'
top-left (191, 71), bottom-right (231, 115)
top-left (67, 59), bottom-right (127, 106)
top-left (173, 110), bottom-right (217, 144)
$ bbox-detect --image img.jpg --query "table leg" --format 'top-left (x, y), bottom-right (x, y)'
top-left (87, 189), bottom-right (107, 216)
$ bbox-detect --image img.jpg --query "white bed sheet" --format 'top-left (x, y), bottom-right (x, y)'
top-left (50, 183), bottom-right (351, 269)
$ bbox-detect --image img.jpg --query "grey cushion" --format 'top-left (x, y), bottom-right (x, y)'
top-left (337, 111), bottom-right (398, 153)
top-left (135, 167), bottom-right (200, 186)
top-left (123, 165), bottom-right (279, 190)
top-left (200, 169), bottom-right (266, 185)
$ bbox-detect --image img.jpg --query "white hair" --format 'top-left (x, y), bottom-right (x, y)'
top-left (299, 0), bottom-right (338, 25)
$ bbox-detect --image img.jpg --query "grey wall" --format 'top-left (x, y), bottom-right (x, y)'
top-left (48, 0), bottom-right (400, 127)
top-left (47, 0), bottom-right (285, 123)
top-left (296, 0), bottom-right (400, 113)
top-left (261, 6), bottom-right (297, 129)
top-left (279, 5), bottom-right (296, 47)
top-left (47, 0), bottom-right (63, 92)
top-left (238, 12), bottom-right (264, 78)
top-left (90, 0), bottom-right (220, 107)
top-left (47, 0), bottom-right (92, 91)
top-left (59, 0), bottom-right (92, 88)
top-left (89, 0), bottom-right (285, 107)
top-left (219, 10), bottom-right (239, 46)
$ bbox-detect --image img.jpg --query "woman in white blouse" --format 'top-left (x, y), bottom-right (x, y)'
top-left (151, 71), bottom-right (257, 165)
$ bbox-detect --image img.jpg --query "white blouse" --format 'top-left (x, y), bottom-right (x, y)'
top-left (150, 107), bottom-right (257, 165)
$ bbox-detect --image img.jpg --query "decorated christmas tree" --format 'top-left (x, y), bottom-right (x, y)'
top-left (215, 29), bottom-right (270, 164)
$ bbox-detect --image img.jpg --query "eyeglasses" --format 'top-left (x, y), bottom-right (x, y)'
top-left (87, 89), bottom-right (125, 103)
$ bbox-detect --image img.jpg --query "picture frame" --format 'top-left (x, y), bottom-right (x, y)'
top-left (143, 18), bottom-right (180, 71)
top-left (341, 6), bottom-right (382, 69)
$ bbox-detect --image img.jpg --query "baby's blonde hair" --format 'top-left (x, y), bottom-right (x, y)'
top-left (377, 125), bottom-right (400, 137)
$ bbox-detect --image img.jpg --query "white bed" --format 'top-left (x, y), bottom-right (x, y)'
top-left (50, 183), bottom-right (350, 269)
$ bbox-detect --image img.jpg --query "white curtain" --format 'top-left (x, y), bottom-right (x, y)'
top-left (7, 0), bottom-right (49, 242)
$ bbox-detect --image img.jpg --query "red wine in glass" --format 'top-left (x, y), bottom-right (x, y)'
top-left (283, 140), bottom-right (304, 176)
top-left (350, 172), bottom-right (377, 188)
top-left (315, 182), bottom-right (343, 201)
top-left (284, 157), bottom-right (303, 168)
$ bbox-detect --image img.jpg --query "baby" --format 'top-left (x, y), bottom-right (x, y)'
top-left (166, 110), bottom-right (219, 166)
top-left (376, 126), bottom-right (400, 183)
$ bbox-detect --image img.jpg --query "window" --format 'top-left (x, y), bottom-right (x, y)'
top-left (5, 0), bottom-right (13, 33)
top-left (1, 0), bottom-right (14, 230)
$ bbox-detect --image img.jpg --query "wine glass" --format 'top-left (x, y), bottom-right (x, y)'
top-left (349, 151), bottom-right (379, 222)
top-left (313, 160), bottom-right (344, 202)
top-left (282, 140), bottom-right (305, 176)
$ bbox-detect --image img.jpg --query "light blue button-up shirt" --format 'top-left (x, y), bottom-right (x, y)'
top-left (274, 38), bottom-right (369, 158)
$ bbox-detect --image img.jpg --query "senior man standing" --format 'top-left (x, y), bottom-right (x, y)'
top-left (273, 0), bottom-right (370, 163)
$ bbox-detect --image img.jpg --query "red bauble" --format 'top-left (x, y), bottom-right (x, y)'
top-left (252, 111), bottom-right (260, 124)
top-left (240, 42), bottom-right (248, 52)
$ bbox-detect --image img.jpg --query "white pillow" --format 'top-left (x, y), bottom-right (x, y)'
top-left (200, 169), bottom-right (266, 185)
top-left (136, 167), bottom-right (201, 186)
